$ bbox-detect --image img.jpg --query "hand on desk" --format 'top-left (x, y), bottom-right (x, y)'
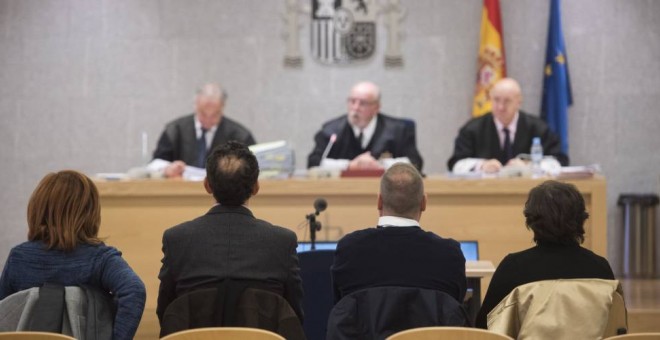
top-left (349, 152), bottom-right (384, 170)
top-left (480, 158), bottom-right (528, 174)
top-left (480, 159), bottom-right (503, 173)
top-left (164, 161), bottom-right (186, 178)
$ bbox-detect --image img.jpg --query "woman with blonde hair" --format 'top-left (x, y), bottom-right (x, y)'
top-left (0, 170), bottom-right (145, 339)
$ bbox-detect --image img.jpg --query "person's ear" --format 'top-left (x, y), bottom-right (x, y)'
top-left (420, 193), bottom-right (427, 212)
top-left (377, 193), bottom-right (383, 211)
top-left (204, 177), bottom-right (213, 195)
top-left (252, 181), bottom-right (260, 196)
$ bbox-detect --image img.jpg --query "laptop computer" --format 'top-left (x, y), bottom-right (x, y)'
top-left (297, 240), bottom-right (479, 261)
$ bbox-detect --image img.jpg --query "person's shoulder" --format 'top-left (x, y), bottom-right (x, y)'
top-left (519, 111), bottom-right (548, 127)
top-left (253, 218), bottom-right (298, 241)
top-left (165, 113), bottom-right (195, 128)
top-left (162, 216), bottom-right (207, 240)
top-left (420, 230), bottom-right (462, 251)
top-left (574, 246), bottom-right (613, 268)
top-left (463, 112), bottom-right (493, 128)
top-left (337, 227), bottom-right (379, 246)
top-left (378, 113), bottom-right (412, 129)
top-left (321, 115), bottom-right (348, 130)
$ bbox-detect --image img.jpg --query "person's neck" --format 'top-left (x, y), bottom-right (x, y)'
top-left (380, 211), bottom-right (419, 222)
top-left (198, 114), bottom-right (221, 130)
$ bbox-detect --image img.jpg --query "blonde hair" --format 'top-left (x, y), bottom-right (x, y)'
top-left (27, 170), bottom-right (102, 252)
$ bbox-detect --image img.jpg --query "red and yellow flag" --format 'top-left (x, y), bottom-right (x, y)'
top-left (472, 0), bottom-right (506, 117)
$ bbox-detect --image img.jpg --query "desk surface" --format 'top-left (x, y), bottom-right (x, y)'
top-left (95, 176), bottom-right (606, 340)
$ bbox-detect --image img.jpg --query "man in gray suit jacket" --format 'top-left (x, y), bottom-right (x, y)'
top-left (150, 83), bottom-right (256, 177)
top-left (156, 142), bottom-right (303, 323)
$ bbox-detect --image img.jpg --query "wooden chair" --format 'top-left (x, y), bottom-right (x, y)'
top-left (0, 332), bottom-right (75, 340)
top-left (160, 327), bottom-right (286, 340)
top-left (386, 327), bottom-right (514, 340)
top-left (607, 333), bottom-right (660, 339)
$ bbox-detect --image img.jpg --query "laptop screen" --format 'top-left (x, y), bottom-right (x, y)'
top-left (297, 240), bottom-right (479, 261)
top-left (459, 241), bottom-right (479, 261)
top-left (297, 242), bottom-right (338, 253)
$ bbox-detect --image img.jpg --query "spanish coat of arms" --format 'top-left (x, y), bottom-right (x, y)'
top-left (283, 0), bottom-right (405, 67)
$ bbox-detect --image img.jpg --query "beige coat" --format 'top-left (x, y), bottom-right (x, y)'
top-left (487, 279), bottom-right (627, 339)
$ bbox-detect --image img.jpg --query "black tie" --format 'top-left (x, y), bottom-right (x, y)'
top-left (357, 131), bottom-right (364, 149)
top-left (502, 128), bottom-right (513, 164)
top-left (197, 128), bottom-right (208, 168)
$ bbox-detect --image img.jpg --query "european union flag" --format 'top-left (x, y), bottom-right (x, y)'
top-left (541, 0), bottom-right (573, 155)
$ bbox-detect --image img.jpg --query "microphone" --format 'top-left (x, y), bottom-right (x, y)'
top-left (306, 198), bottom-right (328, 250)
top-left (314, 198), bottom-right (327, 215)
top-left (320, 133), bottom-right (337, 164)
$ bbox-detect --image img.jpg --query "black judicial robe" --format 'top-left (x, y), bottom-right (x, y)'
top-left (307, 113), bottom-right (424, 171)
top-left (446, 111), bottom-right (569, 170)
top-left (153, 114), bottom-right (256, 166)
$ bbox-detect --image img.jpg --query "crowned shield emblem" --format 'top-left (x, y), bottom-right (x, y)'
top-left (311, 0), bottom-right (377, 64)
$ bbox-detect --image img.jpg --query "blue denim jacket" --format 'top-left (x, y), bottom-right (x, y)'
top-left (0, 241), bottom-right (146, 340)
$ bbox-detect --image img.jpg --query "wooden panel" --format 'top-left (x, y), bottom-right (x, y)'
top-left (95, 176), bottom-right (607, 339)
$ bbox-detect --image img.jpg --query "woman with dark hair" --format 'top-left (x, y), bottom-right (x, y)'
top-left (0, 170), bottom-right (146, 339)
top-left (476, 180), bottom-right (614, 328)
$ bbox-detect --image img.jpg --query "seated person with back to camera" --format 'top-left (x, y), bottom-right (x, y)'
top-left (157, 142), bottom-right (304, 328)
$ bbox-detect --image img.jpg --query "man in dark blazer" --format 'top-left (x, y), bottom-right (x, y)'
top-left (156, 142), bottom-right (303, 324)
top-left (150, 83), bottom-right (256, 177)
top-left (447, 78), bottom-right (568, 173)
top-left (307, 82), bottom-right (423, 171)
top-left (331, 163), bottom-right (466, 303)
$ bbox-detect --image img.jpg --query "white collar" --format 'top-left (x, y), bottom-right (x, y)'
top-left (194, 115), bottom-right (219, 137)
top-left (494, 111), bottom-right (519, 133)
top-left (351, 115), bottom-right (378, 149)
top-left (378, 215), bottom-right (420, 228)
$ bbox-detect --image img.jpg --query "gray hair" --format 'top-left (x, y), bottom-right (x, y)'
top-left (380, 163), bottom-right (424, 218)
top-left (196, 83), bottom-right (228, 102)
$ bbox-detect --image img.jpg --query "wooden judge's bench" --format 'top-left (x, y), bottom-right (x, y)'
top-left (95, 176), bottom-right (607, 339)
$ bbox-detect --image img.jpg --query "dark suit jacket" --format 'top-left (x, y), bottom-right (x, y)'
top-left (331, 226), bottom-right (466, 304)
top-left (476, 242), bottom-right (615, 329)
top-left (153, 114), bottom-right (256, 165)
top-left (157, 205), bottom-right (304, 324)
top-left (326, 287), bottom-right (469, 340)
top-left (447, 111), bottom-right (569, 170)
top-left (307, 113), bottom-right (424, 171)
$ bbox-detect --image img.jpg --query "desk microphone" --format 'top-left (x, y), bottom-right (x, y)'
top-left (306, 198), bottom-right (328, 250)
top-left (320, 133), bottom-right (337, 164)
top-left (313, 198), bottom-right (328, 214)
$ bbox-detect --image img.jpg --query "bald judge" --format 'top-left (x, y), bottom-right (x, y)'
top-left (307, 82), bottom-right (424, 171)
top-left (447, 78), bottom-right (568, 174)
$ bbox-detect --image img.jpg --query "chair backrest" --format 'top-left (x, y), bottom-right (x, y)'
top-left (487, 279), bottom-right (627, 339)
top-left (606, 334), bottom-right (660, 340)
top-left (160, 327), bottom-right (285, 340)
top-left (0, 332), bottom-right (76, 340)
top-left (327, 286), bottom-right (468, 340)
top-left (298, 250), bottom-right (335, 340)
top-left (386, 327), bottom-right (514, 340)
top-left (160, 284), bottom-right (304, 340)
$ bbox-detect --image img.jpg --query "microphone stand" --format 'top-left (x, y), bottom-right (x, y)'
top-left (306, 211), bottom-right (322, 250)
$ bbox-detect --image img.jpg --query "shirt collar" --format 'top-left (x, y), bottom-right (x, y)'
top-left (494, 111), bottom-right (519, 134)
top-left (194, 115), bottom-right (219, 137)
top-left (378, 215), bottom-right (420, 228)
top-left (351, 114), bottom-right (378, 148)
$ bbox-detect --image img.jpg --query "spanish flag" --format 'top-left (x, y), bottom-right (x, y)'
top-left (472, 0), bottom-right (506, 117)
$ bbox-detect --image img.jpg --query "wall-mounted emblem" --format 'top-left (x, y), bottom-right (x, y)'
top-left (282, 0), bottom-right (405, 67)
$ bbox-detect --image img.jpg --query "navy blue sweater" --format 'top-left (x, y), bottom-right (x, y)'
top-left (332, 226), bottom-right (467, 303)
top-left (0, 241), bottom-right (146, 340)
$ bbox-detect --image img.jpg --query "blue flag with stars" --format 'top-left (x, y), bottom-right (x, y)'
top-left (541, 0), bottom-right (573, 155)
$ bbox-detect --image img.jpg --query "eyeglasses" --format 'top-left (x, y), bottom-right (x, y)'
top-left (347, 97), bottom-right (377, 108)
